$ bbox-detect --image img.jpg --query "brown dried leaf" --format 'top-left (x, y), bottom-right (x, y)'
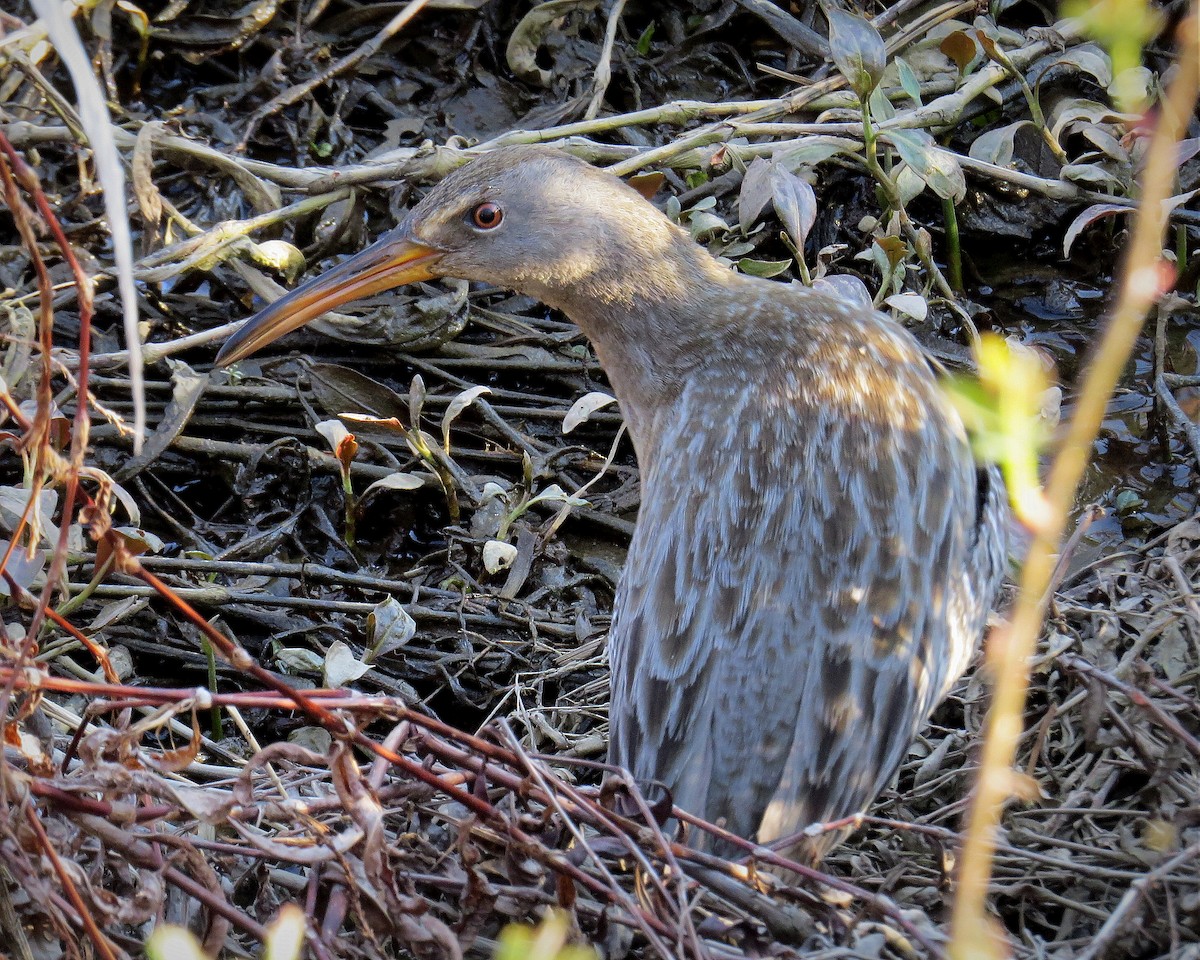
top-left (939, 30), bottom-right (978, 74)
top-left (131, 120), bottom-right (164, 230)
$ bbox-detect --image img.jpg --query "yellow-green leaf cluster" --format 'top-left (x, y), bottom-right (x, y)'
top-left (495, 912), bottom-right (597, 960)
top-left (945, 333), bottom-right (1052, 530)
top-left (1063, 0), bottom-right (1162, 108)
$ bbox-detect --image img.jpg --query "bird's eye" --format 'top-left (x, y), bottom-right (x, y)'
top-left (471, 202), bottom-right (504, 230)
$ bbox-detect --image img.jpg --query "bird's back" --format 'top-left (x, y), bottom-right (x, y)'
top-left (606, 283), bottom-right (1006, 860)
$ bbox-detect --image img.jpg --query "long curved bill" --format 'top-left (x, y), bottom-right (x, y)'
top-left (215, 227), bottom-right (444, 367)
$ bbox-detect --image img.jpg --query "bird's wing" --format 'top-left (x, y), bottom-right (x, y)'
top-left (607, 328), bottom-right (988, 851)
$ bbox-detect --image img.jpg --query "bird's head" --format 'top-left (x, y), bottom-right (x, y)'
top-left (216, 146), bottom-right (693, 366)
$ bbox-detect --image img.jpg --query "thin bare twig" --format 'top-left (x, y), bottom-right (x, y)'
top-left (949, 10), bottom-right (1200, 957)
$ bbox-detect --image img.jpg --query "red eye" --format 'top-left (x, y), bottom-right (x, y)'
top-left (471, 202), bottom-right (503, 229)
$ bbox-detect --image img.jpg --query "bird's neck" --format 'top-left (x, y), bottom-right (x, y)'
top-left (536, 235), bottom-right (749, 457)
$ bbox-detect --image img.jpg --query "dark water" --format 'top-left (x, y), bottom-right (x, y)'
top-left (979, 255), bottom-right (1198, 568)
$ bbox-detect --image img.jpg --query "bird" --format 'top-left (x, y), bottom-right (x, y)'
top-left (216, 145), bottom-right (1007, 863)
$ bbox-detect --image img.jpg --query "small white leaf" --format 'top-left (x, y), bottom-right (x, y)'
top-left (526, 484), bottom-right (589, 509)
top-left (166, 784), bottom-right (236, 824)
top-left (969, 120), bottom-right (1034, 166)
top-left (366, 596), bottom-right (416, 661)
top-left (1040, 385), bottom-right (1063, 428)
top-left (483, 539), bottom-right (518, 574)
top-left (0, 541), bottom-right (44, 597)
top-left (275, 646), bottom-right (325, 674)
top-left (563, 392), bottom-right (617, 434)
top-left (0, 486), bottom-right (59, 546)
top-left (314, 419), bottom-right (350, 453)
top-left (114, 526), bottom-right (165, 553)
top-left (481, 481), bottom-right (509, 502)
top-left (146, 927), bottom-right (210, 960)
top-left (441, 385), bottom-right (491, 451)
top-left (895, 163), bottom-right (927, 205)
top-left (341, 412), bottom-right (402, 428)
top-left (885, 293), bottom-right (929, 321)
top-left (253, 240), bottom-right (305, 283)
top-left (323, 640), bottom-right (372, 688)
top-left (363, 472), bottom-right (425, 497)
top-left (108, 479), bottom-right (142, 526)
top-left (812, 274), bottom-right (874, 310)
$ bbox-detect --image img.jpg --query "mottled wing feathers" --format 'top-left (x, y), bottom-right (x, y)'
top-left (607, 303), bottom-right (991, 856)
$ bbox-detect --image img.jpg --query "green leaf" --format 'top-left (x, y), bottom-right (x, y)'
top-left (867, 84), bottom-right (895, 123)
top-left (969, 120), bottom-right (1035, 166)
top-left (1109, 66), bottom-right (1153, 109)
top-left (1063, 0), bottom-right (1162, 109)
top-left (887, 129), bottom-right (966, 202)
top-left (779, 137), bottom-right (855, 168)
top-left (1114, 489), bottom-right (1144, 514)
top-left (826, 7), bottom-right (886, 100)
top-left (1056, 43), bottom-right (1114, 88)
top-left (1060, 162), bottom-right (1126, 191)
top-left (688, 210), bottom-right (729, 239)
top-left (738, 257), bottom-right (793, 278)
top-left (635, 22), bottom-right (655, 56)
top-left (770, 165), bottom-right (817, 250)
top-left (944, 333), bottom-right (1051, 530)
top-left (895, 56), bottom-right (923, 106)
top-left (738, 157), bottom-right (774, 233)
top-left (495, 913), bottom-right (598, 960)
